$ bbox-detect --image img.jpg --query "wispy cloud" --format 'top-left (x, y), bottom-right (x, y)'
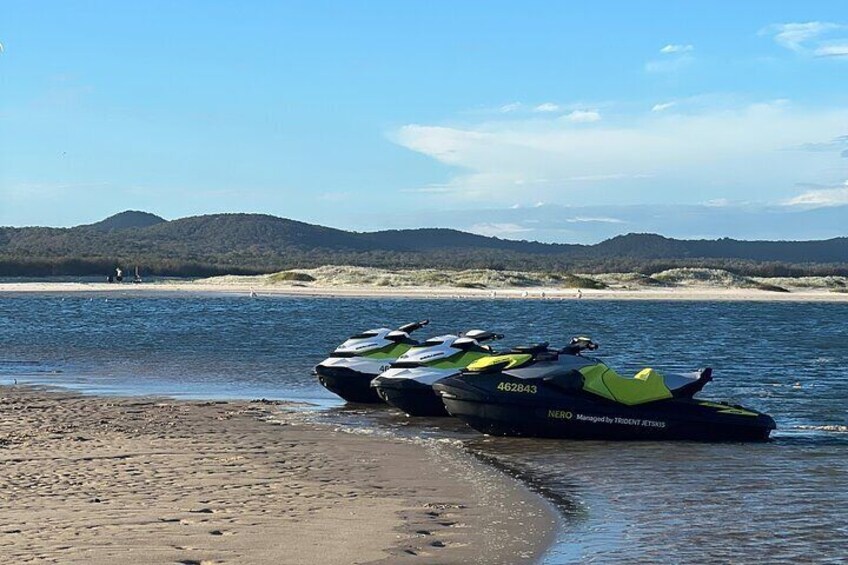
top-left (565, 216), bottom-right (625, 224)
top-left (761, 21), bottom-right (848, 58)
top-left (499, 102), bottom-right (522, 113)
top-left (787, 134), bottom-right (848, 152)
top-left (814, 43), bottom-right (848, 58)
top-left (659, 44), bottom-right (693, 54)
top-left (563, 109), bottom-right (601, 123)
top-left (534, 102), bottom-right (560, 113)
top-left (762, 22), bottom-right (841, 51)
top-left (651, 102), bottom-right (676, 112)
top-left (467, 222), bottom-right (532, 237)
top-left (394, 101), bottom-right (848, 206)
top-left (784, 181), bottom-right (848, 208)
top-left (646, 43), bottom-right (694, 73)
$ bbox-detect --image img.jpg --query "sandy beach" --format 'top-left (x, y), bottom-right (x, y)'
top-left (1, 279), bottom-right (847, 301)
top-left (0, 386), bottom-right (556, 564)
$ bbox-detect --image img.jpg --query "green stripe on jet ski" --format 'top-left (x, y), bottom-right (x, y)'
top-left (697, 401), bottom-right (759, 417)
top-left (361, 343), bottom-right (414, 359)
top-left (427, 351), bottom-right (490, 370)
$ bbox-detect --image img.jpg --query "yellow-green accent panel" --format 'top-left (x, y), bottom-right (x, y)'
top-left (467, 354), bottom-right (532, 372)
top-left (429, 351), bottom-right (490, 370)
top-left (698, 401), bottom-right (759, 417)
top-left (580, 364), bottom-right (673, 405)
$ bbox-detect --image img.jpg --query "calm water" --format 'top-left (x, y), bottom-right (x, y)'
top-left (1, 293), bottom-right (846, 563)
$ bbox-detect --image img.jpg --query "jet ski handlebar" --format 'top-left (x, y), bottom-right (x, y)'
top-left (397, 320), bottom-right (430, 334)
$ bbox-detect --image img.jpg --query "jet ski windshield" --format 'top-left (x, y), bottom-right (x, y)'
top-left (347, 329), bottom-right (385, 340)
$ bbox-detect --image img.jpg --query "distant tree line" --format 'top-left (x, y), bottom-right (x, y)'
top-left (2, 212), bottom-right (847, 278)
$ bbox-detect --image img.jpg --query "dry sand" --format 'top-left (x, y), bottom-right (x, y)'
top-left (0, 386), bottom-right (557, 564)
top-left (1, 280), bottom-right (847, 301)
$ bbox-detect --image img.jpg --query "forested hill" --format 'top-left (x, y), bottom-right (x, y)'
top-left (1, 211), bottom-right (847, 277)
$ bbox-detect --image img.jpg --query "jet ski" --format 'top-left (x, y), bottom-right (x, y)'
top-left (371, 329), bottom-right (503, 417)
top-left (433, 337), bottom-right (776, 442)
top-left (315, 320), bottom-right (429, 403)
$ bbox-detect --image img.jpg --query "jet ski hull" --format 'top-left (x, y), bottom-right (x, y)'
top-left (315, 364), bottom-right (383, 404)
top-left (372, 377), bottom-right (449, 417)
top-left (435, 374), bottom-right (775, 442)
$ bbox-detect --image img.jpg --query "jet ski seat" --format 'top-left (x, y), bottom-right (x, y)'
top-left (580, 364), bottom-right (673, 405)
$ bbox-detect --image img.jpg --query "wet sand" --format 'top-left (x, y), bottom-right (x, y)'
top-left (0, 386), bottom-right (556, 564)
top-left (1, 280), bottom-right (847, 301)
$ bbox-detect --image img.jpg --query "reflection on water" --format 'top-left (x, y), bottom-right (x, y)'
top-left (1, 294), bottom-right (846, 562)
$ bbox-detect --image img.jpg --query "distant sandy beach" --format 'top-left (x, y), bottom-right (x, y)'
top-left (0, 386), bottom-right (556, 564)
top-left (1, 279), bottom-right (848, 301)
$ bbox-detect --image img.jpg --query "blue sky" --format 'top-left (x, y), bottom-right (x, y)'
top-left (1, 1), bottom-right (847, 242)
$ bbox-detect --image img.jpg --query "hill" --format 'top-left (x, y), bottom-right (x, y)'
top-left (0, 211), bottom-right (846, 277)
top-left (84, 211), bottom-right (167, 232)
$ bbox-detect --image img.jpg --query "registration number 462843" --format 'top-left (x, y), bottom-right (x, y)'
top-left (496, 381), bottom-right (537, 394)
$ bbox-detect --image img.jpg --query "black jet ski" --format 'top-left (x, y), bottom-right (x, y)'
top-left (315, 320), bottom-right (429, 403)
top-left (371, 329), bottom-right (503, 417)
top-left (434, 337), bottom-right (775, 441)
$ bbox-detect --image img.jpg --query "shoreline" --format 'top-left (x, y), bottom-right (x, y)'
top-left (2, 280), bottom-right (848, 301)
top-left (0, 385), bottom-right (558, 564)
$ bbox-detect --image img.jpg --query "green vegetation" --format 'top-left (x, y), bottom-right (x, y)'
top-left (267, 271), bottom-right (317, 283)
top-left (454, 282), bottom-right (488, 289)
top-left (753, 282), bottom-right (790, 293)
top-left (1, 211), bottom-right (847, 278)
top-left (558, 274), bottom-right (607, 289)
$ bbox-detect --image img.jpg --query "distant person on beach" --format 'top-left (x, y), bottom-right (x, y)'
top-left (576, 289), bottom-right (582, 299)
top-left (115, 267), bottom-right (123, 282)
top-left (106, 275), bottom-right (114, 283)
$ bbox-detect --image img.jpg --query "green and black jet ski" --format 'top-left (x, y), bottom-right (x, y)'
top-left (315, 320), bottom-right (429, 403)
top-left (371, 329), bottom-right (503, 417)
top-left (433, 337), bottom-right (776, 442)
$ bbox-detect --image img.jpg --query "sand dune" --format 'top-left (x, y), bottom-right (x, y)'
top-left (1, 266), bottom-right (848, 301)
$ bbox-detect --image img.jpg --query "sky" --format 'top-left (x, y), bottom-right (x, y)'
top-left (1, 1), bottom-right (847, 242)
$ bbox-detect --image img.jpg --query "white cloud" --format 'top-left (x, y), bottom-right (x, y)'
top-left (499, 102), bottom-right (522, 113)
top-left (762, 22), bottom-right (848, 59)
top-left (563, 109), bottom-right (601, 123)
top-left (393, 101), bottom-right (848, 206)
top-left (565, 216), bottom-right (625, 224)
top-left (467, 222), bottom-right (532, 237)
top-left (703, 198), bottom-right (731, 207)
top-left (814, 43), bottom-right (848, 58)
top-left (534, 103), bottom-right (560, 113)
top-left (660, 44), bottom-right (693, 54)
top-left (647, 43), bottom-right (694, 73)
top-left (784, 181), bottom-right (848, 208)
top-left (651, 102), bottom-right (676, 112)
top-left (762, 22), bottom-right (841, 51)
